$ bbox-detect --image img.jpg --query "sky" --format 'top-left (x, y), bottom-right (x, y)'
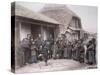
top-left (17, 2), bottom-right (97, 33)
top-left (67, 5), bottom-right (97, 33)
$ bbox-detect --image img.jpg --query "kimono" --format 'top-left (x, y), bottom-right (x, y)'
top-left (30, 44), bottom-right (38, 63)
top-left (86, 43), bottom-right (95, 65)
top-left (21, 38), bottom-right (31, 64)
top-left (64, 45), bottom-right (72, 59)
top-left (52, 43), bottom-right (59, 59)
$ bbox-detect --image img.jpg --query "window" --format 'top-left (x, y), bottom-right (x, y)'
top-left (70, 17), bottom-right (81, 28)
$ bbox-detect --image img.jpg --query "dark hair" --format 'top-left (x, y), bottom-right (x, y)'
top-left (27, 34), bottom-right (32, 40)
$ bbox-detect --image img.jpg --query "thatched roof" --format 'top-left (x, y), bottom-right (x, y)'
top-left (40, 4), bottom-right (80, 26)
top-left (11, 3), bottom-right (59, 24)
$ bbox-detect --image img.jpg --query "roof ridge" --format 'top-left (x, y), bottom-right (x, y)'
top-left (11, 3), bottom-right (60, 24)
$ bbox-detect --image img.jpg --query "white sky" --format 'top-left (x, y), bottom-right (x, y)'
top-left (67, 5), bottom-right (97, 33)
top-left (17, 2), bottom-right (97, 33)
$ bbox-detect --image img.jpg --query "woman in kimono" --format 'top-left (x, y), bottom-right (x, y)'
top-left (86, 38), bottom-right (96, 65)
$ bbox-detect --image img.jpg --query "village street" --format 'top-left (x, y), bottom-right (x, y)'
top-left (16, 59), bottom-right (96, 73)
